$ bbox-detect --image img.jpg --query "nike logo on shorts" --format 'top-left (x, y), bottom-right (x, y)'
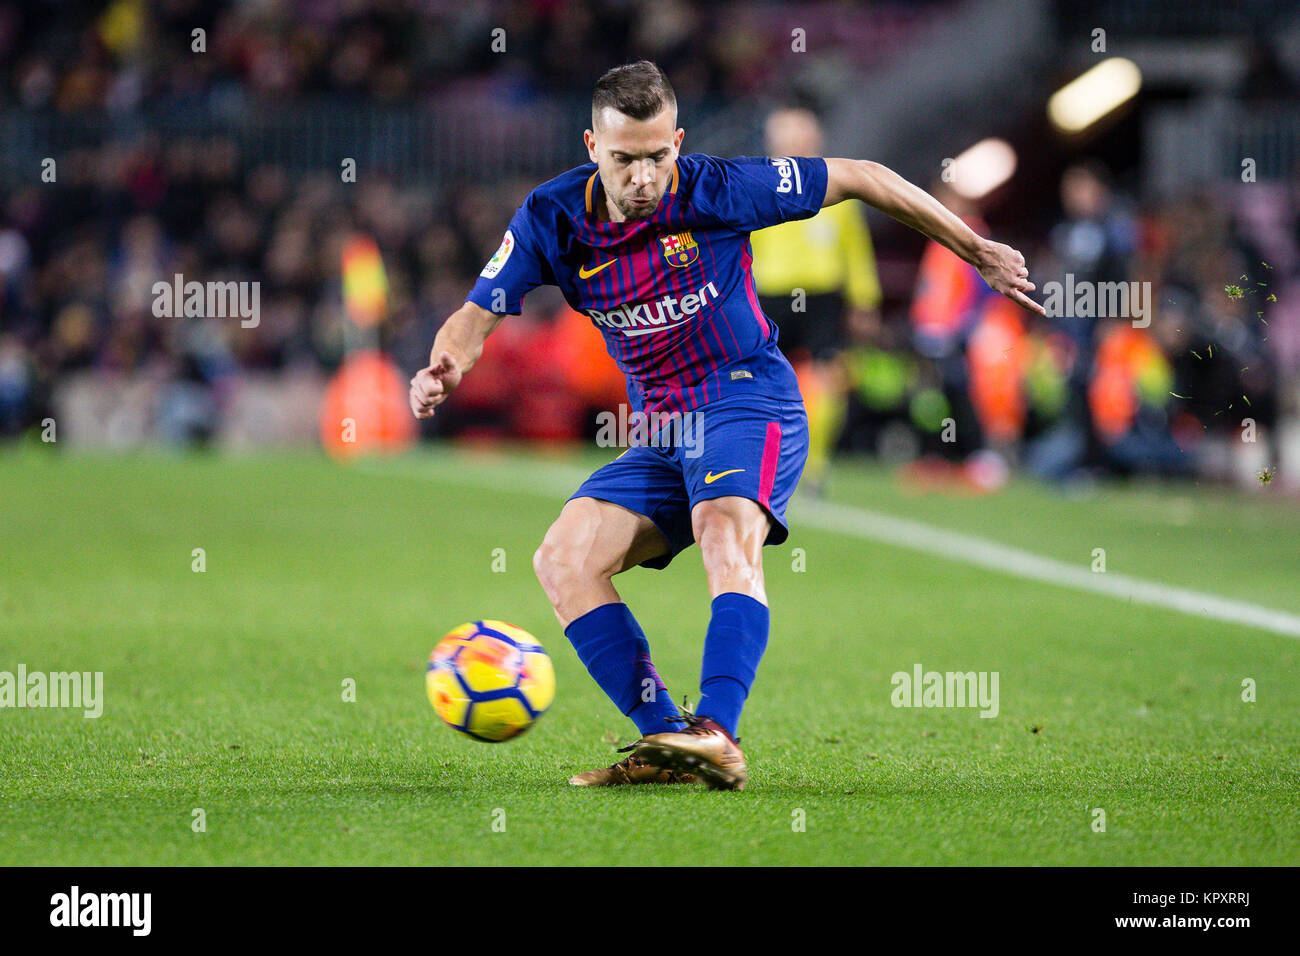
top-left (704, 469), bottom-right (745, 484)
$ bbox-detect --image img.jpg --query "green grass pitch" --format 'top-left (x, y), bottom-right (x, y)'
top-left (2, 446), bottom-right (1298, 866)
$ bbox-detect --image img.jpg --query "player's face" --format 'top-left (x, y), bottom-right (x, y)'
top-left (585, 107), bottom-right (684, 221)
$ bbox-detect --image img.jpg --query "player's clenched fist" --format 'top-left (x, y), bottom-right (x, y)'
top-left (409, 351), bottom-right (463, 419)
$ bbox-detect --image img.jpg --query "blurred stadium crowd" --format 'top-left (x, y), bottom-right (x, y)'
top-left (1, 0), bottom-right (1298, 490)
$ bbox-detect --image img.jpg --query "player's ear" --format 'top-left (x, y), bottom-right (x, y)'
top-left (674, 128), bottom-right (685, 151)
top-left (583, 129), bottom-right (598, 163)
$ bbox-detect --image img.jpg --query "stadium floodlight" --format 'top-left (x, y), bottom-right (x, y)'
top-left (1048, 57), bottom-right (1142, 134)
top-left (949, 138), bottom-right (1017, 200)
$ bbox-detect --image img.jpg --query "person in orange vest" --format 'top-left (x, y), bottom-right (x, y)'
top-left (1027, 163), bottom-right (1146, 482)
top-left (1029, 317), bottom-right (1189, 479)
top-left (966, 296), bottom-right (1028, 449)
top-left (908, 182), bottom-right (1021, 488)
top-left (1087, 318), bottom-right (1190, 475)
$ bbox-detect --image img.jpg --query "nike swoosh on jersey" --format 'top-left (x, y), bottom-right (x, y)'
top-left (704, 469), bottom-right (745, 484)
top-left (578, 259), bottom-right (617, 279)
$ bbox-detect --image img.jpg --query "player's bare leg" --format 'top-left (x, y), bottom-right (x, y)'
top-left (635, 496), bottom-right (767, 790)
top-left (534, 497), bottom-right (694, 786)
top-left (533, 497), bottom-right (667, 627)
top-left (692, 495), bottom-right (770, 603)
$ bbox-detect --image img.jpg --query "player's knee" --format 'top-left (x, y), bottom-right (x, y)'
top-left (694, 506), bottom-right (762, 586)
top-left (532, 536), bottom-right (598, 605)
top-left (700, 545), bottom-right (762, 590)
top-left (532, 540), bottom-right (567, 602)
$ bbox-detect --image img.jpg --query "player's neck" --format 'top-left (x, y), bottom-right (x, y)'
top-left (592, 179), bottom-right (627, 224)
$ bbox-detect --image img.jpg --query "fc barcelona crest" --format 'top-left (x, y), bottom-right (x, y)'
top-left (659, 231), bottom-right (699, 268)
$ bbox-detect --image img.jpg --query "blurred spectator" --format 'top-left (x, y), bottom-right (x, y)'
top-left (904, 181), bottom-right (1017, 488)
top-left (1026, 162), bottom-right (1141, 483)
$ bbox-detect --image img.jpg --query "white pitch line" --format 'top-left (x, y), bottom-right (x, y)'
top-left (365, 455), bottom-right (1300, 640)
top-left (796, 499), bottom-right (1300, 639)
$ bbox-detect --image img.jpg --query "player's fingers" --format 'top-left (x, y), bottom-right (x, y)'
top-left (1011, 288), bottom-right (1046, 316)
top-left (412, 373), bottom-right (444, 403)
top-left (438, 351), bottom-right (460, 376)
top-left (412, 385), bottom-right (442, 415)
top-left (410, 392), bottom-right (433, 418)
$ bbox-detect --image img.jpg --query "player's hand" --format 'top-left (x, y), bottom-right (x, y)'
top-left (409, 351), bottom-right (463, 419)
top-left (976, 240), bottom-right (1046, 316)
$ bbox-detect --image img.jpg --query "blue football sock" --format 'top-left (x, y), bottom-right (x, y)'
top-left (695, 592), bottom-right (769, 738)
top-left (564, 602), bottom-right (679, 736)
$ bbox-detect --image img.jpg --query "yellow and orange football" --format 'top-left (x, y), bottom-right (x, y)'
top-left (425, 621), bottom-right (555, 742)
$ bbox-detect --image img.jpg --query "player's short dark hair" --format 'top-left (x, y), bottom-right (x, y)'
top-left (592, 61), bottom-right (676, 126)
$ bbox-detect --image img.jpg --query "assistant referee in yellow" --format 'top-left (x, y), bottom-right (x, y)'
top-left (750, 107), bottom-right (883, 492)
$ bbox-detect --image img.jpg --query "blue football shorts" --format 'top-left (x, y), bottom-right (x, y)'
top-left (569, 394), bottom-right (809, 569)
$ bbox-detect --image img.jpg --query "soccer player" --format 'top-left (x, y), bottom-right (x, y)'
top-left (409, 61), bottom-right (1042, 790)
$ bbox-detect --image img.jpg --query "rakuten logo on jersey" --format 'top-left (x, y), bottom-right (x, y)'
top-left (771, 157), bottom-right (802, 194)
top-left (585, 281), bottom-right (720, 337)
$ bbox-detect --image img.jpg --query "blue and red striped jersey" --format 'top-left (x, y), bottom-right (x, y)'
top-left (466, 154), bottom-right (829, 416)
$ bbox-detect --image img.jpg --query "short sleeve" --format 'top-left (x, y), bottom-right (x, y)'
top-left (466, 199), bottom-right (547, 316)
top-left (692, 155), bottom-right (828, 233)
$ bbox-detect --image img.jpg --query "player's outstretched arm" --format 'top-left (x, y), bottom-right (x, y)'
top-left (409, 301), bottom-right (505, 419)
top-left (822, 158), bottom-right (1045, 315)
